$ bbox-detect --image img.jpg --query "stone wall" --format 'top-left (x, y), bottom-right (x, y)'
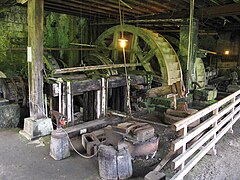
top-left (0, 6), bottom-right (88, 77)
top-left (44, 13), bottom-right (89, 67)
top-left (0, 6), bottom-right (28, 77)
top-left (0, 104), bottom-right (20, 128)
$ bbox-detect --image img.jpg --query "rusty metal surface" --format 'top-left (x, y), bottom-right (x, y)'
top-left (126, 136), bottom-right (159, 158)
top-left (103, 121), bottom-right (159, 158)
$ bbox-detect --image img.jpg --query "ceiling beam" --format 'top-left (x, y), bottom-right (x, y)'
top-left (45, 1), bottom-right (118, 18)
top-left (136, 3), bottom-right (240, 19)
top-left (83, 0), bottom-right (144, 15)
top-left (196, 3), bottom-right (240, 17)
top-left (90, 18), bottom-right (183, 26)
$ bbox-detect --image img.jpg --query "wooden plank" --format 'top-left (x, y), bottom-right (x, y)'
top-left (154, 150), bottom-right (176, 172)
top-left (65, 116), bottom-right (123, 137)
top-left (55, 75), bottom-right (145, 96)
top-left (54, 63), bottom-right (142, 74)
top-left (83, 92), bottom-right (89, 121)
top-left (171, 108), bottom-right (240, 180)
top-left (173, 90), bottom-right (240, 131)
top-left (108, 75), bottom-right (146, 88)
top-left (120, 86), bottom-right (127, 112)
top-left (28, 0), bottom-right (45, 119)
top-left (172, 98), bottom-right (240, 151)
top-left (9, 47), bottom-right (95, 51)
top-left (71, 79), bottom-right (101, 95)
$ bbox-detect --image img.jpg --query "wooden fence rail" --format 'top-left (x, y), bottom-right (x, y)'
top-left (171, 89), bottom-right (240, 179)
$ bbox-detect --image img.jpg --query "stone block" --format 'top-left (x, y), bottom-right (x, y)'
top-left (20, 117), bottom-right (53, 140)
top-left (7, 23), bottom-right (24, 32)
top-left (134, 124), bottom-right (155, 142)
top-left (50, 129), bottom-right (70, 160)
top-left (193, 88), bottom-right (217, 101)
top-left (0, 103), bottom-right (20, 128)
top-left (82, 133), bottom-right (100, 155)
top-left (98, 144), bottom-right (132, 180)
top-left (5, 14), bottom-right (14, 22)
top-left (149, 97), bottom-right (175, 108)
top-left (0, 99), bottom-right (9, 106)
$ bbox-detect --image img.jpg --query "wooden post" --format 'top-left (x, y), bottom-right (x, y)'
top-left (28, 0), bottom-right (45, 119)
top-left (20, 0), bottom-right (53, 140)
top-left (179, 18), bottom-right (198, 91)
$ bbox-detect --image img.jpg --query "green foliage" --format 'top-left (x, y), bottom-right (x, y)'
top-left (0, 7), bottom-right (89, 77)
top-left (0, 20), bottom-right (27, 77)
top-left (0, 35), bottom-right (9, 58)
top-left (44, 13), bottom-right (59, 47)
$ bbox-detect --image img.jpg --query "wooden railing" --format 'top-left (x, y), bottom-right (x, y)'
top-left (171, 89), bottom-right (240, 179)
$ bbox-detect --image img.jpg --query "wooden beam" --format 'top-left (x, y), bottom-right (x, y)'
top-left (28, 0), bottom-right (45, 119)
top-left (136, 3), bottom-right (240, 20)
top-left (196, 3), bottom-right (240, 17)
top-left (233, 15), bottom-right (240, 22)
top-left (65, 116), bottom-right (123, 137)
top-left (105, 0), bottom-right (159, 14)
top-left (45, 0), bottom-right (122, 18)
top-left (49, 75), bottom-right (146, 96)
top-left (45, 1), bottom-right (117, 18)
top-left (54, 63), bottom-right (142, 74)
top-left (9, 47), bottom-right (95, 51)
top-left (80, 0), bottom-right (144, 15)
top-left (44, 6), bottom-right (107, 19)
top-left (90, 19), bottom-right (183, 26)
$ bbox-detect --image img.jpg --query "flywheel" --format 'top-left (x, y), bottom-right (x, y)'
top-left (95, 24), bottom-right (183, 86)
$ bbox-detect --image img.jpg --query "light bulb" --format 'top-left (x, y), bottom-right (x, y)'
top-left (118, 38), bottom-right (128, 48)
top-left (224, 50), bottom-right (230, 55)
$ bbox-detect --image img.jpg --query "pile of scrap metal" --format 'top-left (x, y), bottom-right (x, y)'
top-left (207, 67), bottom-right (240, 93)
top-left (81, 121), bottom-right (159, 179)
top-left (82, 121), bottom-right (159, 159)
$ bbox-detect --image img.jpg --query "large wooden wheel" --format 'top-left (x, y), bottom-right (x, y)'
top-left (95, 24), bottom-right (183, 86)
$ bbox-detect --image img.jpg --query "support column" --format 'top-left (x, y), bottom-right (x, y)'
top-left (179, 18), bottom-right (199, 92)
top-left (20, 0), bottom-right (53, 140)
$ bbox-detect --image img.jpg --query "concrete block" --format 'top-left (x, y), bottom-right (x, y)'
top-left (82, 133), bottom-right (100, 155)
top-left (98, 144), bottom-right (132, 180)
top-left (50, 129), bottom-right (70, 160)
top-left (20, 117), bottom-right (53, 140)
top-left (144, 171), bottom-right (166, 180)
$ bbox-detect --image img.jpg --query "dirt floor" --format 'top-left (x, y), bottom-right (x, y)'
top-left (1, 118), bottom-right (240, 180)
